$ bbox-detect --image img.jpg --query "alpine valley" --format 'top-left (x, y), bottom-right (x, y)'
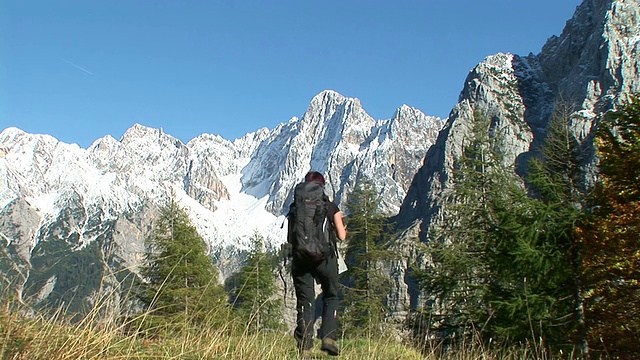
top-left (1, 0), bottom-right (639, 325)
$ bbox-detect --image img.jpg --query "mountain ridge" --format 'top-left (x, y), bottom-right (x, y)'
top-left (0, 90), bottom-right (443, 312)
top-left (2, 0), bottom-right (637, 326)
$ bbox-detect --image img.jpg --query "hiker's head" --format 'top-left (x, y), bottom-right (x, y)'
top-left (305, 171), bottom-right (325, 185)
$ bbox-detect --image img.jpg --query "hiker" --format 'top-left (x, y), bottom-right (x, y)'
top-left (287, 171), bottom-right (346, 357)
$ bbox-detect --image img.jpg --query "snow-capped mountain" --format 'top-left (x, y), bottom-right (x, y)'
top-left (3, 0), bottom-right (635, 324)
top-left (0, 90), bottom-right (442, 312)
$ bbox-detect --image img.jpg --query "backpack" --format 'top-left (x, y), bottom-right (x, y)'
top-left (287, 181), bottom-right (335, 262)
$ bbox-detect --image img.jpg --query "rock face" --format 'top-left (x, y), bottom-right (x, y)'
top-left (391, 0), bottom-right (640, 316)
top-left (240, 91), bottom-right (442, 216)
top-left (0, 90), bottom-right (442, 313)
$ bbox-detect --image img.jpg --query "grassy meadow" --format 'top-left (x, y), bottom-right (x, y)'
top-left (0, 298), bottom-right (567, 360)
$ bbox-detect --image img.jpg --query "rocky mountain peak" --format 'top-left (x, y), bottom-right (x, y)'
top-left (121, 123), bottom-right (164, 139)
top-left (309, 89), bottom-right (361, 110)
top-left (390, 0), bottom-right (640, 321)
top-left (393, 104), bottom-right (420, 118)
top-left (0, 89), bottom-right (442, 311)
top-left (389, 105), bottom-right (443, 138)
top-left (539, 0), bottom-right (639, 113)
top-left (398, 0), bottom-right (640, 231)
top-left (298, 90), bottom-right (373, 147)
top-left (0, 127), bottom-right (27, 142)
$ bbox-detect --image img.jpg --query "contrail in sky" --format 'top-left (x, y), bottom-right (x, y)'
top-left (60, 58), bottom-right (94, 75)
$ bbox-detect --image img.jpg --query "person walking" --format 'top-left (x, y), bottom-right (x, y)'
top-left (287, 171), bottom-right (347, 357)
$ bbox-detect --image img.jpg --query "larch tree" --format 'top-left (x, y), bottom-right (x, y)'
top-left (578, 96), bottom-right (640, 358)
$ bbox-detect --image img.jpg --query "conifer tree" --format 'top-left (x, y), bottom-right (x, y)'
top-left (139, 195), bottom-right (228, 327)
top-left (578, 96), bottom-right (640, 358)
top-left (417, 111), bottom-right (585, 350)
top-left (525, 102), bottom-right (589, 354)
top-left (416, 114), bottom-right (521, 342)
top-left (341, 178), bottom-right (395, 337)
top-left (228, 231), bottom-right (283, 332)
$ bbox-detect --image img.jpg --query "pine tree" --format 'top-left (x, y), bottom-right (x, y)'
top-left (416, 114), bottom-right (521, 343)
top-left (416, 111), bottom-right (585, 350)
top-left (341, 178), bottom-right (395, 337)
top-left (138, 195), bottom-right (228, 328)
top-left (228, 231), bottom-right (283, 332)
top-left (525, 102), bottom-right (589, 354)
top-left (578, 96), bottom-right (640, 358)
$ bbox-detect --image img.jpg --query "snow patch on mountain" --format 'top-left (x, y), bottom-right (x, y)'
top-left (179, 172), bottom-right (285, 253)
top-left (24, 193), bottom-right (59, 216)
top-left (0, 89), bottom-right (443, 311)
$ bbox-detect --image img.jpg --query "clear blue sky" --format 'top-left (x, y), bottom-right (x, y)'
top-left (1, 1), bottom-right (582, 149)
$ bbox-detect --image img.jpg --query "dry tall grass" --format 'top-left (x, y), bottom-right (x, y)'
top-left (1, 299), bottom-right (573, 360)
top-left (0, 283), bottom-right (573, 360)
top-left (0, 297), bottom-right (428, 359)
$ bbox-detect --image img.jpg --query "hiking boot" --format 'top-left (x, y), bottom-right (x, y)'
top-left (321, 338), bottom-right (340, 356)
